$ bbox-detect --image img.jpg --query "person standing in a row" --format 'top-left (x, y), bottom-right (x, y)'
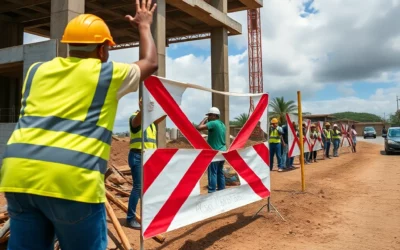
top-left (269, 118), bottom-right (284, 172)
top-left (309, 124), bottom-right (319, 163)
top-left (332, 124), bottom-right (342, 157)
top-left (324, 123), bottom-right (332, 159)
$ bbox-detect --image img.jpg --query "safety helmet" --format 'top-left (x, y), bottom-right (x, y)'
top-left (311, 123), bottom-right (316, 128)
top-left (333, 124), bottom-right (338, 127)
top-left (271, 118), bottom-right (279, 124)
top-left (206, 107), bottom-right (220, 115)
top-left (61, 14), bottom-right (116, 46)
top-left (325, 122), bottom-right (331, 126)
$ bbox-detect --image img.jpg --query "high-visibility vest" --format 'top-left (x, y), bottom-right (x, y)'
top-left (324, 129), bottom-right (331, 139)
top-left (269, 127), bottom-right (281, 143)
top-left (0, 57), bottom-right (132, 203)
top-left (332, 130), bottom-right (341, 139)
top-left (311, 131), bottom-right (319, 139)
top-left (129, 112), bottom-right (157, 149)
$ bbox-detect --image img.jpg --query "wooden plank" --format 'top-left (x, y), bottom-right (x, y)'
top-left (105, 183), bottom-right (131, 197)
top-left (105, 200), bottom-right (133, 250)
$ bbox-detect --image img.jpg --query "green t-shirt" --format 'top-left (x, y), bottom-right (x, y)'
top-left (206, 120), bottom-right (226, 151)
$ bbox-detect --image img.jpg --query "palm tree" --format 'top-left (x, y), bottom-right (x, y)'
top-left (269, 97), bottom-right (297, 124)
top-left (230, 113), bottom-right (249, 127)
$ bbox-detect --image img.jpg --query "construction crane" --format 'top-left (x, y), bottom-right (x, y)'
top-left (247, 8), bottom-right (263, 113)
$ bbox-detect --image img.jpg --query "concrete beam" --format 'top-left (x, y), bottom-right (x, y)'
top-left (151, 0), bottom-right (167, 148)
top-left (0, 46), bottom-right (23, 64)
top-left (238, 0), bottom-right (263, 9)
top-left (167, 0), bottom-right (242, 35)
top-left (50, 0), bottom-right (84, 57)
top-left (0, 0), bottom-right (50, 14)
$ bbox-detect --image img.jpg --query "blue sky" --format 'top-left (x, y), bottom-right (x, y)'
top-left (23, 0), bottom-right (400, 132)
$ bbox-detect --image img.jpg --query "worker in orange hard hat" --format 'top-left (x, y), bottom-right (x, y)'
top-left (0, 0), bottom-right (158, 249)
top-left (269, 118), bottom-right (285, 172)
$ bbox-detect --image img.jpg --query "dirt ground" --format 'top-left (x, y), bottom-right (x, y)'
top-left (1, 140), bottom-right (399, 250)
top-left (107, 141), bottom-right (400, 250)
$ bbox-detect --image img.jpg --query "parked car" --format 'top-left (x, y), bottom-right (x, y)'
top-left (363, 126), bottom-right (376, 139)
top-left (383, 127), bottom-right (400, 155)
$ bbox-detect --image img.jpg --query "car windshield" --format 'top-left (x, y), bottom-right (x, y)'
top-left (388, 128), bottom-right (400, 137)
top-left (364, 127), bottom-right (374, 131)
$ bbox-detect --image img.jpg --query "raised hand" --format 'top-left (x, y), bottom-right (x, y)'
top-left (125, 0), bottom-right (157, 28)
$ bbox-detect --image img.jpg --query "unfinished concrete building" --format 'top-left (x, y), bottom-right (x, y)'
top-left (0, 0), bottom-right (263, 161)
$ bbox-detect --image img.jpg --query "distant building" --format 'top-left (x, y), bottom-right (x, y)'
top-left (302, 114), bottom-right (336, 123)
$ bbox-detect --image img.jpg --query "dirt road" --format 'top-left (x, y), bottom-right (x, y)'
top-left (1, 141), bottom-right (398, 249)
top-left (117, 141), bottom-right (399, 250)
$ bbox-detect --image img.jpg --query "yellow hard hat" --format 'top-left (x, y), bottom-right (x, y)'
top-left (61, 14), bottom-right (116, 46)
top-left (271, 118), bottom-right (279, 124)
top-left (325, 122), bottom-right (330, 126)
top-left (311, 123), bottom-right (316, 127)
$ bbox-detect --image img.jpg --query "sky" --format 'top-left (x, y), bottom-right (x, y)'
top-left (23, 0), bottom-right (400, 132)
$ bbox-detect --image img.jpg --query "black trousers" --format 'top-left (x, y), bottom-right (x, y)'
top-left (309, 151), bottom-right (317, 160)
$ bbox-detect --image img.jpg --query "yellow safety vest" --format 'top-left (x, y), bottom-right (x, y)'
top-left (0, 57), bottom-right (132, 203)
top-left (269, 128), bottom-right (281, 143)
top-left (129, 112), bottom-right (157, 149)
top-left (332, 130), bottom-right (341, 139)
top-left (324, 129), bottom-right (331, 139)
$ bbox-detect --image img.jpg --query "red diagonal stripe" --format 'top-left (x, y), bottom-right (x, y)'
top-left (144, 76), bottom-right (211, 150)
top-left (143, 148), bottom-right (179, 194)
top-left (287, 114), bottom-right (300, 157)
top-left (229, 94), bottom-right (269, 151)
top-left (223, 150), bottom-right (270, 199)
top-left (143, 149), bottom-right (218, 239)
top-left (253, 143), bottom-right (270, 167)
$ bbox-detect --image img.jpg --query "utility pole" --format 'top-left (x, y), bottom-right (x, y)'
top-left (397, 95), bottom-right (400, 112)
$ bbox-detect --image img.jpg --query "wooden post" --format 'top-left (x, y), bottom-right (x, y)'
top-left (105, 191), bottom-right (166, 243)
top-left (297, 91), bottom-right (306, 192)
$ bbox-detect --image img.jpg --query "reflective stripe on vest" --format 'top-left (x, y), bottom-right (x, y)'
top-left (130, 113), bottom-right (157, 149)
top-left (0, 58), bottom-right (129, 203)
top-left (269, 128), bottom-right (281, 143)
top-left (332, 130), bottom-right (341, 139)
top-left (324, 129), bottom-right (331, 139)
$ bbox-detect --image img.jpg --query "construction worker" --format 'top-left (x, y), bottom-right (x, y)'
top-left (332, 124), bottom-right (342, 157)
top-left (0, 1), bottom-right (158, 249)
top-left (302, 122), bottom-right (311, 164)
top-left (127, 98), bottom-right (166, 229)
top-left (309, 124), bottom-right (319, 162)
top-left (324, 122), bottom-right (333, 159)
top-left (281, 122), bottom-right (289, 169)
top-left (197, 107), bottom-right (226, 193)
top-left (350, 124), bottom-right (357, 153)
top-left (269, 118), bottom-right (284, 172)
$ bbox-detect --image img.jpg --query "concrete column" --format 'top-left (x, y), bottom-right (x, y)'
top-left (50, 0), bottom-right (85, 57)
top-left (0, 21), bottom-right (23, 122)
top-left (151, 0), bottom-right (167, 148)
top-left (210, 0), bottom-right (230, 146)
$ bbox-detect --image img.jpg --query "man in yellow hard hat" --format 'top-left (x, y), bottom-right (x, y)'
top-left (332, 124), bottom-right (342, 157)
top-left (269, 118), bottom-right (284, 172)
top-left (0, 0), bottom-right (158, 249)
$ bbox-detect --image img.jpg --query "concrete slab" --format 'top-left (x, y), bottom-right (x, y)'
top-left (167, 0), bottom-right (242, 35)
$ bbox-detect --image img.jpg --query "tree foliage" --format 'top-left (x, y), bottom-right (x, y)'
top-left (389, 110), bottom-right (400, 126)
top-left (332, 112), bottom-right (383, 122)
top-left (230, 113), bottom-right (249, 127)
top-left (269, 97), bottom-right (297, 124)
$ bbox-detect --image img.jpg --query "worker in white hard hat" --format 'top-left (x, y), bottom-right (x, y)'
top-left (197, 107), bottom-right (226, 193)
top-left (332, 124), bottom-right (342, 157)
